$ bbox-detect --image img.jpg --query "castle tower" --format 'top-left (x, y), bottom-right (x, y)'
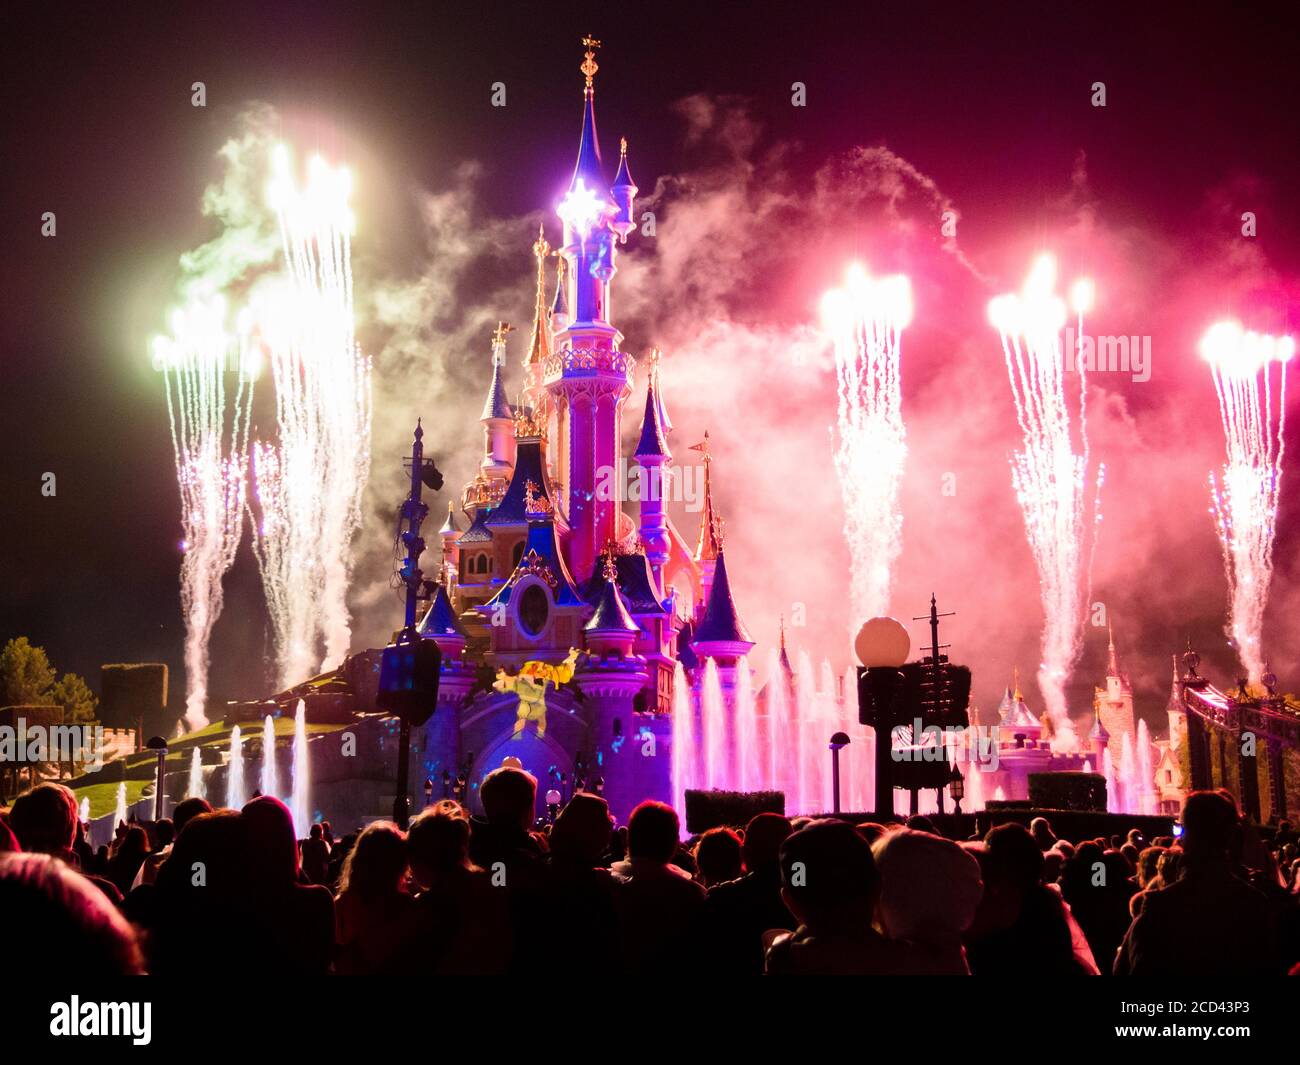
top-left (1094, 619), bottom-right (1136, 745)
top-left (545, 36), bottom-right (636, 582)
top-left (690, 549), bottom-right (754, 692)
top-left (480, 322), bottom-right (517, 483)
top-left (634, 349), bottom-right (673, 590)
top-left (690, 431), bottom-right (724, 608)
top-left (523, 226), bottom-right (552, 421)
top-left (438, 502), bottom-right (460, 588)
top-left (1165, 654), bottom-right (1187, 751)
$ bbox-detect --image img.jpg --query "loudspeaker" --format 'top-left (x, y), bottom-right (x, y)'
top-left (377, 636), bottom-right (442, 727)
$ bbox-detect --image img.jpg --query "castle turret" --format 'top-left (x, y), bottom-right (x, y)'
top-left (635, 349), bottom-right (673, 588)
top-left (690, 431), bottom-right (723, 607)
top-left (1165, 654), bottom-right (1187, 751)
top-left (480, 322), bottom-right (517, 483)
top-left (610, 136), bottom-right (637, 242)
top-left (523, 226), bottom-right (552, 421)
top-left (439, 502), bottom-right (461, 588)
top-left (691, 550), bottom-right (754, 668)
top-left (1095, 618), bottom-right (1136, 744)
top-left (546, 36), bottom-right (634, 583)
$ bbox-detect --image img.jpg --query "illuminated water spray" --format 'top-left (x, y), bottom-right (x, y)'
top-left (251, 147), bottom-right (373, 686)
top-left (1201, 321), bottom-right (1291, 683)
top-left (154, 294), bottom-right (255, 728)
top-left (988, 256), bottom-right (1103, 751)
top-left (821, 265), bottom-right (912, 632)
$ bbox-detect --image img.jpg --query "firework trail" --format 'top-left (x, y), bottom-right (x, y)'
top-left (1201, 321), bottom-right (1291, 683)
top-left (988, 256), bottom-right (1103, 752)
top-left (154, 294), bottom-right (255, 729)
top-left (821, 265), bottom-right (912, 634)
top-left (251, 147), bottom-right (373, 687)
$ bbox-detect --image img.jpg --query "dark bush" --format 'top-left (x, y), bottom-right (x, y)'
top-left (1028, 772), bottom-right (1107, 812)
top-left (684, 789), bottom-right (784, 834)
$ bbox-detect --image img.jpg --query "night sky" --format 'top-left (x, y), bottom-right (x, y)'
top-left (4, 2), bottom-right (1299, 726)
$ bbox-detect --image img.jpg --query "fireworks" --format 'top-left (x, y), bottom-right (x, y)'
top-left (988, 255), bottom-right (1103, 751)
top-left (251, 147), bottom-right (373, 687)
top-left (1201, 320), bottom-right (1291, 683)
top-left (821, 264), bottom-right (912, 634)
top-left (154, 292), bottom-right (255, 729)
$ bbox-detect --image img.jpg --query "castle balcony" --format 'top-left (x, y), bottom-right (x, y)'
top-left (542, 345), bottom-right (635, 390)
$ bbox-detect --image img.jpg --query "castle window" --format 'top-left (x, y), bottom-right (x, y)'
top-left (518, 584), bottom-right (549, 637)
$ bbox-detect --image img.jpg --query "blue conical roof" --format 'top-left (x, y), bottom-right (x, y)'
top-left (634, 378), bottom-right (671, 460)
top-left (481, 357), bottom-right (512, 421)
top-left (570, 88), bottom-right (608, 195)
top-left (693, 551), bottom-right (753, 646)
top-left (417, 584), bottom-right (468, 639)
top-left (585, 572), bottom-right (640, 634)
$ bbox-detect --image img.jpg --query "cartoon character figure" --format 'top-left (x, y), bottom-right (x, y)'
top-left (494, 648), bottom-right (581, 738)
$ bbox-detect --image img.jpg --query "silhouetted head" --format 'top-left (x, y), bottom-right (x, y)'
top-left (626, 801), bottom-right (679, 863)
top-left (338, 821), bottom-right (408, 902)
top-left (241, 795), bottom-right (299, 888)
top-left (173, 797), bottom-right (213, 836)
top-left (480, 766), bottom-right (537, 831)
top-left (0, 852), bottom-right (143, 974)
top-left (695, 827), bottom-right (743, 886)
top-left (779, 821), bottom-right (879, 930)
top-left (408, 800), bottom-right (473, 886)
top-left (1181, 791), bottom-right (1239, 866)
top-left (743, 812), bottom-right (793, 870)
top-left (873, 828), bottom-right (983, 943)
top-left (549, 792), bottom-right (611, 865)
top-left (9, 783), bottom-right (76, 856)
top-left (983, 822), bottom-right (1044, 893)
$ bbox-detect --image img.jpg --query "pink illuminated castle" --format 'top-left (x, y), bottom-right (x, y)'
top-left (417, 39), bottom-right (753, 821)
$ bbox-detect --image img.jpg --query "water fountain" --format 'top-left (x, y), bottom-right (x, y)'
top-left (227, 724), bottom-right (245, 809)
top-left (1136, 718), bottom-right (1154, 815)
top-left (1118, 732), bottom-right (1137, 814)
top-left (291, 700), bottom-right (311, 837)
top-left (1103, 747), bottom-right (1118, 813)
top-left (114, 781), bottom-right (127, 829)
top-left (734, 663), bottom-right (759, 793)
top-left (700, 659), bottom-right (727, 789)
top-left (188, 747), bottom-right (205, 800)
top-left (765, 649), bottom-right (793, 803)
top-left (79, 797), bottom-right (90, 824)
top-left (794, 651), bottom-right (816, 813)
top-left (261, 714), bottom-right (278, 798)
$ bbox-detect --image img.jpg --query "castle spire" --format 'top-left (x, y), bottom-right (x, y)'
top-left (691, 550), bottom-right (754, 653)
top-left (634, 349), bottom-right (672, 461)
top-left (568, 35), bottom-right (609, 198)
top-left (481, 322), bottom-right (514, 422)
top-left (526, 225), bottom-right (552, 369)
top-left (1107, 617), bottom-right (1120, 677)
top-left (690, 431), bottom-right (723, 562)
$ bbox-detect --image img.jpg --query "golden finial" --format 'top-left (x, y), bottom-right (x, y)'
top-left (532, 223), bottom-right (550, 261)
top-left (619, 136), bottom-right (627, 156)
top-left (602, 543), bottom-right (618, 582)
top-left (580, 34), bottom-right (601, 89)
top-left (1012, 666), bottom-right (1022, 702)
top-left (492, 321), bottom-right (515, 347)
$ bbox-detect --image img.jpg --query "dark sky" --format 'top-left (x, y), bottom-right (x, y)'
top-left (3, 2), bottom-right (1299, 718)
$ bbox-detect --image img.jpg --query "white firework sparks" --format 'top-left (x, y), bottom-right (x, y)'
top-left (1202, 321), bottom-right (1291, 683)
top-left (154, 292), bottom-right (255, 729)
top-left (988, 255), bottom-right (1103, 752)
top-left (821, 264), bottom-right (912, 633)
top-left (251, 146), bottom-right (373, 687)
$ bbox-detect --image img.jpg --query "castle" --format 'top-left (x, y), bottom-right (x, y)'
top-left (411, 39), bottom-right (753, 822)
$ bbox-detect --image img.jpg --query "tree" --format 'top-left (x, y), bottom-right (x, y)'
top-left (49, 673), bottom-right (97, 725)
top-left (0, 637), bottom-right (56, 706)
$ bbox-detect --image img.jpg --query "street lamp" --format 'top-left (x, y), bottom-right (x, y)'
top-left (545, 788), bottom-right (562, 823)
top-left (948, 764), bottom-right (966, 815)
top-left (146, 735), bottom-right (168, 820)
top-left (829, 732), bottom-right (850, 815)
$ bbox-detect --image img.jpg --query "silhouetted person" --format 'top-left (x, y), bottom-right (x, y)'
top-left (240, 796), bottom-right (334, 974)
top-left (1059, 843), bottom-right (1135, 972)
top-left (1115, 791), bottom-right (1278, 976)
top-left (698, 813), bottom-right (794, 974)
top-left (874, 829), bottom-right (984, 974)
top-left (301, 823), bottom-right (330, 886)
top-left (964, 823), bottom-right (1096, 977)
top-left (334, 821), bottom-right (415, 973)
top-left (612, 801), bottom-right (705, 974)
top-left (405, 799), bottom-right (511, 974)
top-left (766, 821), bottom-right (919, 975)
top-left (107, 824), bottom-right (149, 897)
top-left (694, 827), bottom-right (743, 888)
top-left (10, 783), bottom-right (121, 904)
top-left (0, 852), bottom-right (143, 975)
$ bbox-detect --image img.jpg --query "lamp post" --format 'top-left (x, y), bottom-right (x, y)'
top-left (948, 765), bottom-right (966, 815)
top-left (829, 732), bottom-right (850, 815)
top-left (546, 789), bottom-right (562, 823)
top-left (146, 735), bottom-right (168, 820)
